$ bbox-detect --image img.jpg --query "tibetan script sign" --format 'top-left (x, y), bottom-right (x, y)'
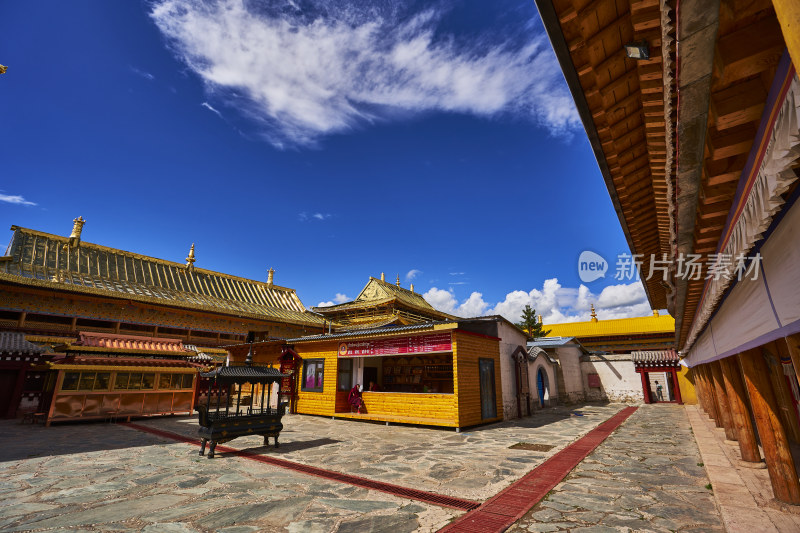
top-left (338, 332), bottom-right (452, 357)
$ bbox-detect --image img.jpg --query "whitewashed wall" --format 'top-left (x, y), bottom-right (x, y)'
top-left (497, 321), bottom-right (530, 419)
top-left (556, 344), bottom-right (585, 404)
top-left (580, 354), bottom-right (642, 403)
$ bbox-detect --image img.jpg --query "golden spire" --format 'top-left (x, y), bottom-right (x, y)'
top-left (65, 216), bottom-right (86, 248)
top-left (590, 304), bottom-right (598, 322)
top-left (0, 65), bottom-right (7, 75)
top-left (267, 268), bottom-right (274, 287)
top-left (380, 272), bottom-right (385, 282)
top-left (410, 283), bottom-right (415, 293)
top-left (653, 309), bottom-right (660, 317)
top-left (537, 314), bottom-right (543, 324)
top-left (185, 243), bottom-right (196, 270)
top-left (396, 274), bottom-right (400, 287)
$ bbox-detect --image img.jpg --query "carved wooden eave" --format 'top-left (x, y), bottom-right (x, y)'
top-left (536, 0), bottom-right (675, 311)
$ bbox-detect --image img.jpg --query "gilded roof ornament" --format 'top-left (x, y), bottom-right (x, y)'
top-left (396, 275), bottom-right (400, 287)
top-left (0, 65), bottom-right (7, 75)
top-left (380, 272), bottom-right (385, 282)
top-left (410, 283), bottom-right (414, 293)
top-left (185, 243), bottom-right (196, 270)
top-left (267, 268), bottom-right (274, 287)
top-left (590, 304), bottom-right (598, 322)
top-left (64, 216), bottom-right (85, 249)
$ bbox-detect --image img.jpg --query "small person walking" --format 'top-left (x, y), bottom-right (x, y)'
top-left (655, 380), bottom-right (664, 401)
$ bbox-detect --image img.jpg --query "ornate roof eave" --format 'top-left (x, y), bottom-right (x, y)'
top-left (0, 271), bottom-right (325, 327)
top-left (534, 0), bottom-right (674, 311)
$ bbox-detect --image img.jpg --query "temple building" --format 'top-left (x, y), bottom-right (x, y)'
top-left (0, 218), bottom-right (326, 419)
top-left (536, 0), bottom-right (800, 505)
top-left (312, 274), bottom-right (456, 329)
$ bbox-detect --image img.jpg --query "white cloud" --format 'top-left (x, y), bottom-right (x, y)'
top-left (298, 212), bottom-right (331, 221)
top-left (130, 66), bottom-right (155, 80)
top-left (151, 0), bottom-right (579, 148)
top-left (0, 193), bottom-right (36, 206)
top-left (201, 101), bottom-right (223, 118)
top-left (422, 277), bottom-right (654, 324)
top-left (317, 292), bottom-right (351, 307)
top-left (406, 269), bottom-right (422, 281)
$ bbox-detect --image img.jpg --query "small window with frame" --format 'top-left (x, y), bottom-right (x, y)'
top-left (62, 372), bottom-right (80, 391)
top-left (159, 373), bottom-right (171, 390)
top-left (114, 373), bottom-right (130, 390)
top-left (141, 373), bottom-right (155, 390)
top-left (128, 373), bottom-right (143, 390)
top-left (302, 359), bottom-right (324, 392)
top-left (181, 374), bottom-right (194, 389)
top-left (78, 372), bottom-right (96, 391)
top-left (94, 373), bottom-right (111, 391)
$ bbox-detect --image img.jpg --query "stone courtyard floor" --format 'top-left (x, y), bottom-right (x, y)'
top-left (0, 404), bottom-right (725, 532)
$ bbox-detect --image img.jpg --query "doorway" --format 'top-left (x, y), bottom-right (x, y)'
top-left (537, 368), bottom-right (548, 408)
top-left (479, 359), bottom-right (497, 419)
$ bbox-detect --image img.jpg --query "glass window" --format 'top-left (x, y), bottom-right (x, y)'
top-left (141, 373), bottom-right (155, 390)
top-left (62, 372), bottom-right (80, 391)
top-left (78, 372), bottom-right (96, 391)
top-left (159, 373), bottom-right (171, 389)
top-left (128, 373), bottom-right (143, 390)
top-left (94, 373), bottom-right (111, 390)
top-left (337, 359), bottom-right (353, 391)
top-left (114, 373), bottom-right (130, 390)
top-left (302, 359), bottom-right (324, 392)
top-left (181, 374), bottom-right (194, 389)
top-left (171, 374), bottom-right (182, 389)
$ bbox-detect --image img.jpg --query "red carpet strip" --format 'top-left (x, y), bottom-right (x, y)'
top-left (122, 422), bottom-right (479, 511)
top-left (438, 406), bottom-right (638, 533)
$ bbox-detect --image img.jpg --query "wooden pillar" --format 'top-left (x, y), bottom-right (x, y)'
top-left (70, 317), bottom-right (77, 332)
top-left (711, 360), bottom-right (738, 441)
top-left (695, 366), bottom-right (710, 413)
top-left (17, 311), bottom-right (26, 328)
top-left (703, 365), bottom-right (723, 426)
top-left (720, 356), bottom-right (762, 464)
top-left (783, 334), bottom-right (800, 386)
top-left (639, 369), bottom-right (651, 404)
top-left (772, 0), bottom-right (800, 72)
top-left (739, 348), bottom-right (800, 504)
top-left (671, 367), bottom-right (683, 404)
top-left (764, 342), bottom-right (800, 444)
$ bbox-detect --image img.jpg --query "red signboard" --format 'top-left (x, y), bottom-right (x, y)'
top-left (587, 373), bottom-right (601, 388)
top-left (338, 332), bottom-right (452, 357)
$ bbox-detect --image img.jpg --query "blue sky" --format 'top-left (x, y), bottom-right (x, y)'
top-left (0, 0), bottom-right (655, 324)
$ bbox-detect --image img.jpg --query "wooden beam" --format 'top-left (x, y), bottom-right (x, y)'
top-left (717, 16), bottom-right (785, 84)
top-left (720, 356), bottom-right (762, 464)
top-left (708, 124), bottom-right (757, 160)
top-left (711, 360), bottom-right (738, 441)
top-left (711, 78), bottom-right (767, 131)
top-left (739, 348), bottom-right (800, 505)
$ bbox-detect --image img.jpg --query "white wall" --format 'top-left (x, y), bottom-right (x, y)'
top-left (497, 321), bottom-right (530, 420)
top-left (556, 344), bottom-right (585, 404)
top-left (581, 354), bottom-right (642, 403)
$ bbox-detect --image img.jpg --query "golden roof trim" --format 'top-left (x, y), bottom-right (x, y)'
top-left (0, 271), bottom-right (324, 327)
top-left (48, 363), bottom-right (197, 373)
top-left (7, 226), bottom-right (298, 293)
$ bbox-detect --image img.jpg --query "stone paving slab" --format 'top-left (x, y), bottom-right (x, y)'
top-left (508, 404), bottom-right (725, 533)
top-left (135, 404), bottom-right (626, 501)
top-left (0, 404), bottom-right (623, 532)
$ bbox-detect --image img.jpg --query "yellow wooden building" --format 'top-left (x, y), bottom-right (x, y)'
top-left (229, 320), bottom-right (505, 430)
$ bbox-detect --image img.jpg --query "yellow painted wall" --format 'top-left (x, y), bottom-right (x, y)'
top-left (359, 392), bottom-right (458, 425)
top-left (677, 366), bottom-right (697, 405)
top-left (293, 341), bottom-right (339, 417)
top-left (453, 331), bottom-right (504, 428)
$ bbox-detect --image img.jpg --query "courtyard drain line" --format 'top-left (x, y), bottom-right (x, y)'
top-left (438, 406), bottom-right (638, 533)
top-left (122, 422), bottom-right (480, 512)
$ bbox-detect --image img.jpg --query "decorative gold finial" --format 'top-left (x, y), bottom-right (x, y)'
top-left (653, 309), bottom-right (659, 317)
top-left (185, 243), bottom-right (196, 270)
top-left (0, 65), bottom-right (7, 75)
top-left (380, 272), bottom-right (385, 282)
top-left (590, 304), bottom-right (598, 322)
top-left (396, 275), bottom-right (400, 287)
top-left (537, 314), bottom-right (543, 324)
top-left (267, 268), bottom-right (274, 287)
top-left (65, 216), bottom-right (86, 249)
top-left (410, 283), bottom-right (415, 293)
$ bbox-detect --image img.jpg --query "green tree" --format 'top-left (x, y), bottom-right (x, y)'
top-left (516, 305), bottom-right (551, 338)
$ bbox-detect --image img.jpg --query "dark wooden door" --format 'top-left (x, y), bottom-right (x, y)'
top-left (479, 359), bottom-right (497, 420)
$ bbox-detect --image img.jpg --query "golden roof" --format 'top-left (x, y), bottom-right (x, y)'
top-left (313, 277), bottom-right (456, 321)
top-left (545, 314), bottom-right (675, 339)
top-left (1, 226), bottom-right (324, 327)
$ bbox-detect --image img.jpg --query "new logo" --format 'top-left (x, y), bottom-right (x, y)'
top-left (578, 251), bottom-right (607, 283)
